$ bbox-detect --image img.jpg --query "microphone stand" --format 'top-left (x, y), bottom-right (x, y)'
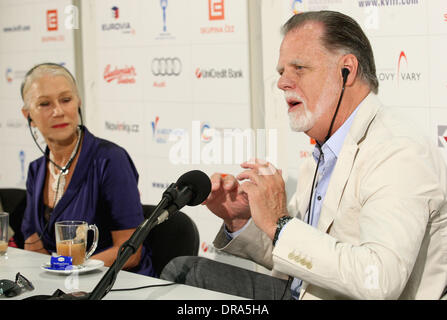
top-left (88, 185), bottom-right (180, 300)
top-left (88, 213), bottom-right (167, 300)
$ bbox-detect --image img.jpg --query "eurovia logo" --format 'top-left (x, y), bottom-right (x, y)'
top-left (102, 6), bottom-right (135, 35)
top-left (112, 6), bottom-right (119, 19)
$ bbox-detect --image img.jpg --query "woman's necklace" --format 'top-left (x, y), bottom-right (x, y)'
top-left (48, 127), bottom-right (82, 206)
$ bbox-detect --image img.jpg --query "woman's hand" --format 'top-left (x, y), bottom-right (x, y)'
top-left (24, 233), bottom-right (50, 255)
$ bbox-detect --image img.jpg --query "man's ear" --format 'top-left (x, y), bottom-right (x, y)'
top-left (339, 54), bottom-right (359, 87)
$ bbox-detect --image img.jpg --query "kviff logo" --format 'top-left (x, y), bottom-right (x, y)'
top-left (103, 65), bottom-right (137, 84)
top-left (377, 50), bottom-right (421, 86)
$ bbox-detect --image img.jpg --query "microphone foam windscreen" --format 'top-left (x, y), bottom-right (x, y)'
top-left (176, 170), bottom-right (211, 206)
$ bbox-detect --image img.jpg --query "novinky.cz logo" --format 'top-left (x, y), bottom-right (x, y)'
top-left (105, 121), bottom-right (139, 133)
top-left (103, 64), bottom-right (137, 84)
top-left (195, 67), bottom-right (243, 79)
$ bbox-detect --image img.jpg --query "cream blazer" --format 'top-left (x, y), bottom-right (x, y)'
top-left (214, 93), bottom-right (447, 300)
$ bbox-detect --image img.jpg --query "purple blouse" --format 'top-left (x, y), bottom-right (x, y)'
top-left (21, 126), bottom-right (155, 277)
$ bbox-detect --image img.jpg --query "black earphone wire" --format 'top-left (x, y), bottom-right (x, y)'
top-left (305, 69), bottom-right (349, 226)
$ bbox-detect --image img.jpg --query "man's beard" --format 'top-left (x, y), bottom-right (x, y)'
top-left (285, 91), bottom-right (322, 132)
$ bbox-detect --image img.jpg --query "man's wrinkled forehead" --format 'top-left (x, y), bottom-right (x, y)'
top-left (282, 21), bottom-right (326, 50)
top-left (277, 21), bottom-right (328, 68)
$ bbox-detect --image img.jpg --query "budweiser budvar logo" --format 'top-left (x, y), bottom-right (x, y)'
top-left (103, 64), bottom-right (137, 84)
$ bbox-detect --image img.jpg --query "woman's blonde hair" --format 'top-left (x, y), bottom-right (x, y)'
top-left (21, 63), bottom-right (79, 109)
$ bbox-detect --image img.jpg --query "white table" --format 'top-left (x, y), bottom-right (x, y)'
top-left (0, 247), bottom-right (246, 300)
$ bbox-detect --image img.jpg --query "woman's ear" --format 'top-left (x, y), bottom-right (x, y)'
top-left (22, 108), bottom-right (33, 126)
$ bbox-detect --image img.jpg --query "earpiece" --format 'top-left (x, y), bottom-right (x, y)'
top-left (341, 68), bottom-right (350, 83)
top-left (27, 115), bottom-right (32, 123)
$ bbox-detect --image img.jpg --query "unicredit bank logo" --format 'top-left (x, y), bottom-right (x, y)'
top-left (103, 65), bottom-right (137, 84)
top-left (151, 57), bottom-right (182, 76)
top-left (195, 67), bottom-right (243, 79)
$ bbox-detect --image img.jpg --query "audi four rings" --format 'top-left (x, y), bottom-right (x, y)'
top-left (151, 57), bottom-right (182, 76)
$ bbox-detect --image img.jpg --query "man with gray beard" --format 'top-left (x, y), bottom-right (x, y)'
top-left (161, 11), bottom-right (447, 300)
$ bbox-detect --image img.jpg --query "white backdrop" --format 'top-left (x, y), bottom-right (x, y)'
top-left (1, 0), bottom-right (446, 273)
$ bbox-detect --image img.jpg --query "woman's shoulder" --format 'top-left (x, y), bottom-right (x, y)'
top-left (85, 128), bottom-right (132, 163)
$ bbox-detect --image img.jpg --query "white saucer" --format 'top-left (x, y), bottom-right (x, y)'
top-left (41, 259), bottom-right (104, 274)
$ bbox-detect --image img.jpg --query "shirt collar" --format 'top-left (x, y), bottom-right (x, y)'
top-left (313, 103), bottom-right (361, 162)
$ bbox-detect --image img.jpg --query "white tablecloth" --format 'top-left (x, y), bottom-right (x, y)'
top-left (0, 247), bottom-right (246, 300)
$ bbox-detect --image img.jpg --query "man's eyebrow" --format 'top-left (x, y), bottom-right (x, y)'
top-left (290, 58), bottom-right (305, 67)
top-left (276, 65), bottom-right (284, 74)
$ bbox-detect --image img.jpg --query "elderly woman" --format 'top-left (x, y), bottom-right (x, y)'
top-left (20, 63), bottom-right (155, 276)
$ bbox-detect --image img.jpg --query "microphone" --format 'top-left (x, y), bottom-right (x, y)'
top-left (146, 170), bottom-right (212, 224)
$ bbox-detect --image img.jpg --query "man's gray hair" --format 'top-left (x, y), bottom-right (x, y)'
top-left (21, 63), bottom-right (79, 109)
top-left (282, 11), bottom-right (379, 94)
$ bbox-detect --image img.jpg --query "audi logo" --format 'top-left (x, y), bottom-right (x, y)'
top-left (151, 57), bottom-right (182, 76)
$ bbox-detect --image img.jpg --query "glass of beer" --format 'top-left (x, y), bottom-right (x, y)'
top-left (55, 221), bottom-right (99, 266)
top-left (0, 212), bottom-right (8, 257)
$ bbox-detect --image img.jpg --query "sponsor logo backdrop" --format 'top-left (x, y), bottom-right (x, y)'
top-left (1, 0), bottom-right (446, 273)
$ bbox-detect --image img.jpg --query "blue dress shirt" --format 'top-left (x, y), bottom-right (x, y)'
top-left (288, 106), bottom-right (360, 298)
